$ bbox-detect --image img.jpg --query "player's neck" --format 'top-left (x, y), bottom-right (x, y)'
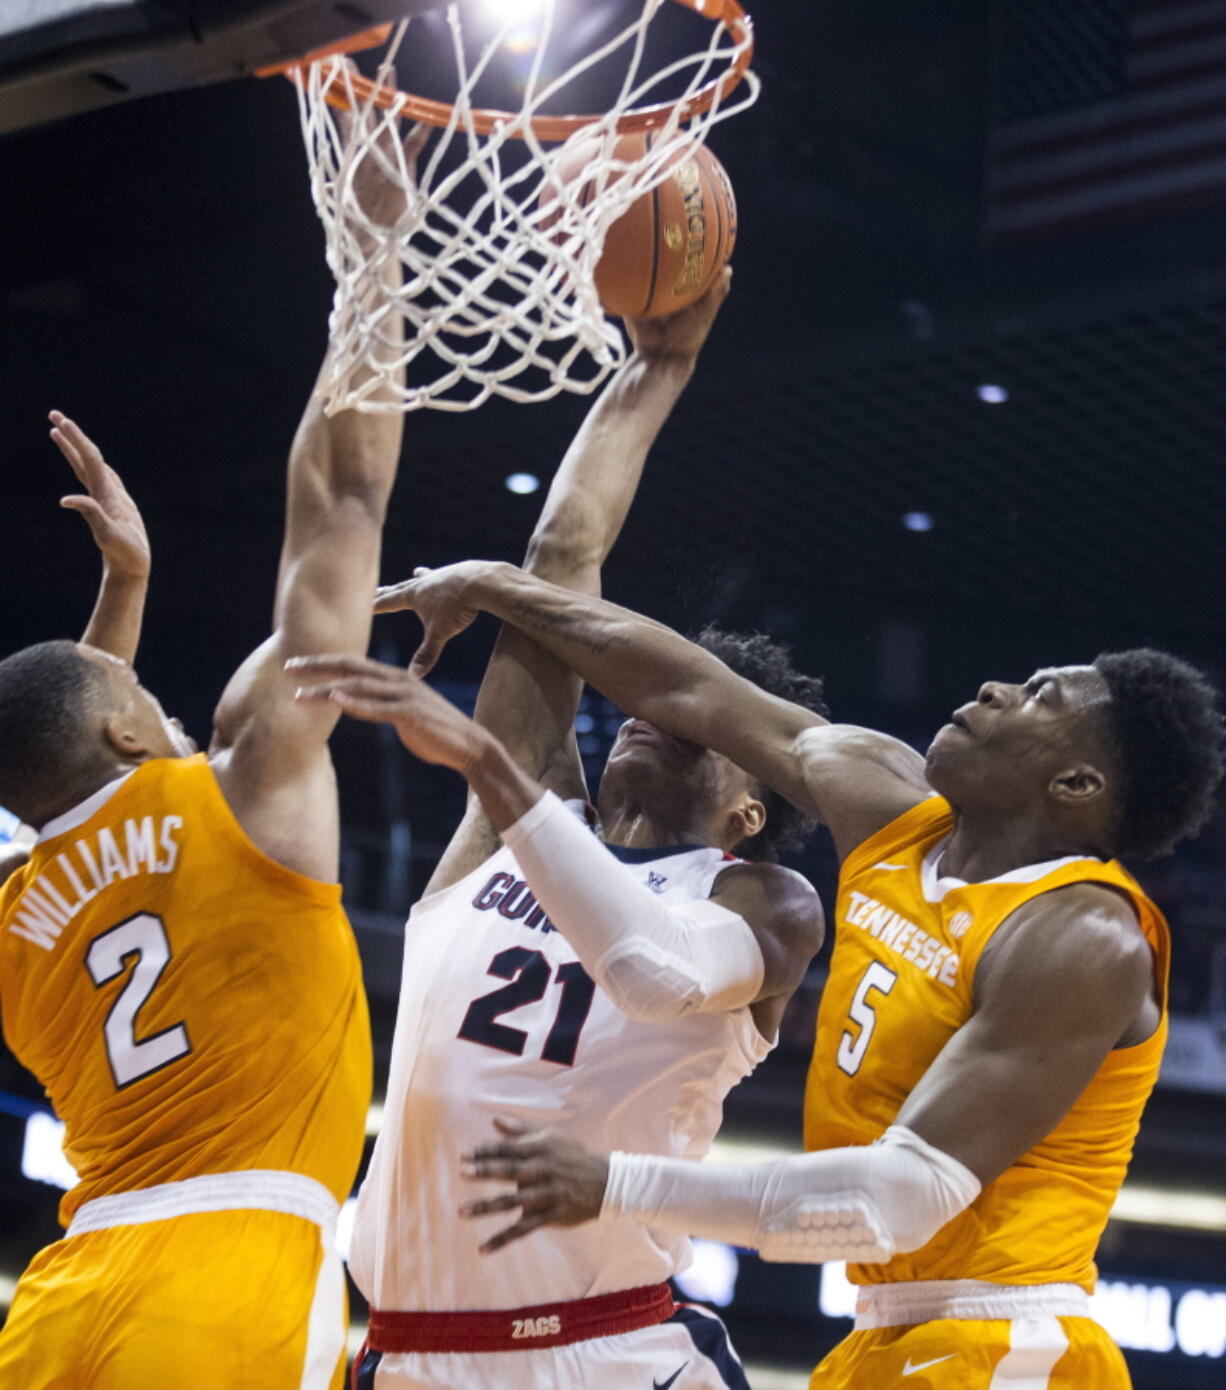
top-left (598, 801), bottom-right (721, 853)
top-left (27, 759), bottom-right (132, 831)
top-left (940, 807), bottom-right (1105, 882)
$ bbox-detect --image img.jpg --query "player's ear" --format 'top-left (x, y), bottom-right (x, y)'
top-left (103, 715), bottom-right (155, 761)
top-left (1050, 763), bottom-right (1107, 805)
top-left (728, 794), bottom-right (766, 851)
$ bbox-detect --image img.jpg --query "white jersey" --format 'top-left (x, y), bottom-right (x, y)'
top-left (349, 808), bottom-right (772, 1312)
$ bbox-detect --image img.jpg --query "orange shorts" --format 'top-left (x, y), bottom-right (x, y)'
top-left (0, 1207), bottom-right (345, 1390)
top-left (810, 1313), bottom-right (1130, 1389)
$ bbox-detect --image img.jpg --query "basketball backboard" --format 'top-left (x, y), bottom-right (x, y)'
top-left (0, 0), bottom-right (440, 137)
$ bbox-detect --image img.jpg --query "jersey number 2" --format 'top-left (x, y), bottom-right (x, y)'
top-left (86, 913), bottom-right (192, 1089)
top-left (458, 947), bottom-right (596, 1067)
top-left (836, 961), bottom-right (898, 1076)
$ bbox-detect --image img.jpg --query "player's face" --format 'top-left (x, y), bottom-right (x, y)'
top-left (925, 664), bottom-right (1110, 807)
top-left (79, 646), bottom-right (197, 760)
top-left (600, 718), bottom-right (754, 824)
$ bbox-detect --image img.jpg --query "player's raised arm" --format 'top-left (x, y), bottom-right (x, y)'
top-left (378, 563), bottom-right (931, 859)
top-left (414, 275), bottom-right (732, 895)
top-left (50, 411), bottom-right (151, 666)
top-left (209, 120), bottom-right (423, 882)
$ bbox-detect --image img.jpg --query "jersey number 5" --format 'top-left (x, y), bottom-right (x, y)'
top-left (86, 913), bottom-right (192, 1089)
top-left (458, 947), bottom-right (596, 1067)
top-left (836, 961), bottom-right (898, 1077)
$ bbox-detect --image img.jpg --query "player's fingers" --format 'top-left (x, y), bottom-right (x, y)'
top-left (409, 635), bottom-right (443, 678)
top-left (464, 1137), bottom-right (547, 1163)
top-left (460, 1155), bottom-right (546, 1183)
top-left (292, 675), bottom-right (401, 708)
top-left (57, 417), bottom-right (109, 489)
top-left (402, 121), bottom-right (430, 164)
top-left (459, 1189), bottom-right (530, 1218)
top-left (293, 688), bottom-right (399, 725)
top-left (492, 1117), bottom-right (539, 1141)
top-left (286, 653), bottom-right (393, 680)
top-left (462, 1181), bottom-right (557, 1218)
top-left (60, 496), bottom-right (107, 532)
top-left (479, 1211), bottom-right (550, 1255)
top-left (373, 582), bottom-right (416, 614)
top-left (49, 428), bottom-right (86, 478)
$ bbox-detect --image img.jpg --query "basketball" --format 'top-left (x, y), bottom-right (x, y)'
top-left (549, 132), bottom-right (738, 319)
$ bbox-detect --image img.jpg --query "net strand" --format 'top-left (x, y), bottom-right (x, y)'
top-left (293, 0), bottom-right (759, 412)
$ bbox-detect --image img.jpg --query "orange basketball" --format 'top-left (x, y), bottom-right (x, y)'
top-left (548, 132), bottom-right (737, 319)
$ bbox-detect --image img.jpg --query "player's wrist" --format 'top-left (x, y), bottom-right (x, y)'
top-left (467, 558), bottom-right (517, 603)
top-left (101, 558), bottom-right (151, 584)
top-left (456, 725), bottom-right (505, 782)
top-left (626, 347), bottom-right (699, 379)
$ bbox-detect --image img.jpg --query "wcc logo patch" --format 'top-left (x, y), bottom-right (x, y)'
top-left (646, 871), bottom-right (668, 894)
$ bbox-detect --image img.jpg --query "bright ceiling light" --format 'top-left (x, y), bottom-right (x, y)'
top-left (977, 383), bottom-right (1009, 404)
top-left (484, 0), bottom-right (550, 25)
top-left (505, 472), bottom-right (541, 495)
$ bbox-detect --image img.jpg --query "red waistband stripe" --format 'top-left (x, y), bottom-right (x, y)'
top-left (367, 1282), bottom-right (677, 1354)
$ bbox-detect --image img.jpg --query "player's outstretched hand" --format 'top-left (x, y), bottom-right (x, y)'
top-left (460, 1119), bottom-right (610, 1253)
top-left (289, 652), bottom-right (486, 772)
top-left (50, 411), bottom-right (150, 579)
top-left (374, 561), bottom-right (490, 677)
top-left (336, 58), bottom-right (431, 231)
top-left (625, 265), bottom-right (732, 363)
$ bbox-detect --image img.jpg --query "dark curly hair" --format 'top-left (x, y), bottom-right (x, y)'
top-left (690, 626), bottom-right (829, 862)
top-left (1093, 649), bottom-right (1225, 861)
top-left (0, 640), bottom-right (110, 823)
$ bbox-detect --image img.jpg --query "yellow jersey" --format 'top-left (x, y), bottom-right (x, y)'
top-left (0, 753), bottom-right (371, 1224)
top-left (804, 796), bottom-right (1168, 1293)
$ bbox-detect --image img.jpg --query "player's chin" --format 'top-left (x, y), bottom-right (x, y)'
top-left (923, 729), bottom-right (967, 788)
top-left (605, 739), bottom-right (672, 779)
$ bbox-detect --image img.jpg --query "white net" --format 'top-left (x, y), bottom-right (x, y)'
top-left (291, 0), bottom-right (759, 413)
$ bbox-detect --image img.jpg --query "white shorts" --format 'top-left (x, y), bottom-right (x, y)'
top-left (353, 1305), bottom-right (750, 1390)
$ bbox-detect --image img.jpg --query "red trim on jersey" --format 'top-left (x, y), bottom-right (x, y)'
top-left (366, 1282), bottom-right (677, 1353)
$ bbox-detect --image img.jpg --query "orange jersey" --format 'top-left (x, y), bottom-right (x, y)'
top-left (0, 754), bottom-right (371, 1223)
top-left (804, 796), bottom-right (1168, 1292)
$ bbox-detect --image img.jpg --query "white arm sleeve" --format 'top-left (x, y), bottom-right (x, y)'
top-left (601, 1125), bottom-right (980, 1263)
top-left (500, 790), bottom-right (765, 1021)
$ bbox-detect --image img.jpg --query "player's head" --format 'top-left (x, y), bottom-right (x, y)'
top-left (924, 649), bottom-right (1224, 860)
top-left (598, 627), bottom-right (829, 861)
top-left (0, 640), bottom-right (194, 827)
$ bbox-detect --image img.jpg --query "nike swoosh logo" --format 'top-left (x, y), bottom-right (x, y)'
top-left (653, 1362), bottom-right (688, 1389)
top-left (902, 1354), bottom-right (957, 1375)
top-left (873, 862), bottom-right (908, 871)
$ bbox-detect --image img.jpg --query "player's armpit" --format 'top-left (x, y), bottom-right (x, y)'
top-left (793, 724), bottom-right (932, 864)
top-left (420, 794), bottom-right (505, 900)
top-left (894, 882), bottom-right (1157, 1187)
top-left (709, 862), bottom-right (824, 1026)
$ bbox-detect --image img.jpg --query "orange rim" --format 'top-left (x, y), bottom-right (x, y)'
top-left (256, 0), bottom-right (754, 141)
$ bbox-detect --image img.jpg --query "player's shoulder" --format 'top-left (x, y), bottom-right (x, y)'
top-left (713, 860), bottom-right (824, 949)
top-left (978, 880), bottom-right (1152, 1009)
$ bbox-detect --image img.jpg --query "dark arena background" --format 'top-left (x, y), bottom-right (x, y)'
top-left (2, 2), bottom-right (1225, 1386)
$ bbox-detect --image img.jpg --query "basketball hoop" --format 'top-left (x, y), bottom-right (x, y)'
top-left (262, 0), bottom-right (758, 413)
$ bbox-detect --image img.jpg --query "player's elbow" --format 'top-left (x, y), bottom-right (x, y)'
top-left (599, 969), bottom-right (701, 1024)
top-left (523, 513), bottom-right (604, 584)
